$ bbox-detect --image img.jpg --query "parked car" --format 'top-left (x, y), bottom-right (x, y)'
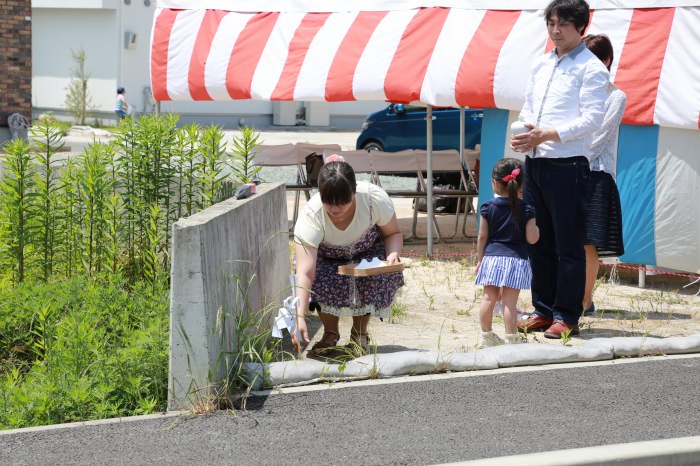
top-left (355, 104), bottom-right (483, 152)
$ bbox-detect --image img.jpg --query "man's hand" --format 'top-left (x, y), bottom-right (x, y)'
top-left (510, 125), bottom-right (559, 152)
top-left (510, 123), bottom-right (536, 152)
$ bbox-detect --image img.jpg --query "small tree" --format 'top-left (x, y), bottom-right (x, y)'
top-left (65, 48), bottom-right (93, 125)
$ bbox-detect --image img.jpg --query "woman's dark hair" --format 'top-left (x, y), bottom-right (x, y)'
top-left (583, 34), bottom-right (614, 70)
top-left (318, 161), bottom-right (356, 205)
top-left (545, 0), bottom-right (590, 35)
top-left (492, 158), bottom-right (525, 228)
top-left (117, 87), bottom-right (125, 94)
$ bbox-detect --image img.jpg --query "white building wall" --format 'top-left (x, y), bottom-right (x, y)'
top-left (32, 8), bottom-right (118, 114)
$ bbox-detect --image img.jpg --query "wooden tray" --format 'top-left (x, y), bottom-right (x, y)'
top-left (337, 261), bottom-right (404, 277)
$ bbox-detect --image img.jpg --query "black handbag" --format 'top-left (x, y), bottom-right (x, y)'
top-left (305, 153), bottom-right (324, 188)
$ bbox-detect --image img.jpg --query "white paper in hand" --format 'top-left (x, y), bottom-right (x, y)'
top-left (272, 296), bottom-right (300, 339)
top-left (355, 257), bottom-right (384, 270)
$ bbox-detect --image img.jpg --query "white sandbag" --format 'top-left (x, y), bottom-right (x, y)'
top-left (480, 343), bottom-right (613, 367)
top-left (249, 360), bottom-right (366, 389)
top-left (585, 333), bottom-right (700, 357)
top-left (349, 351), bottom-right (445, 377)
top-left (653, 333), bottom-right (700, 354)
top-left (441, 351), bottom-right (499, 371)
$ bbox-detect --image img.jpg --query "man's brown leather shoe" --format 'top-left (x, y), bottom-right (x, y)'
top-left (543, 319), bottom-right (580, 339)
top-left (517, 314), bottom-right (553, 333)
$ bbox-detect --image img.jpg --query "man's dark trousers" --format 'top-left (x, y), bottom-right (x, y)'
top-left (524, 155), bottom-right (590, 325)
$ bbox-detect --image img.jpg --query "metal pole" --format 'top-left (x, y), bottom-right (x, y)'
top-left (427, 105), bottom-right (433, 256)
top-left (459, 106), bottom-right (465, 168)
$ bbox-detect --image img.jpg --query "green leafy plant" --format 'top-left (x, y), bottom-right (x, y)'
top-left (229, 125), bottom-right (261, 184)
top-left (0, 275), bottom-right (169, 429)
top-left (0, 138), bottom-right (35, 283)
top-left (31, 119), bottom-right (65, 281)
top-left (198, 124), bottom-right (227, 208)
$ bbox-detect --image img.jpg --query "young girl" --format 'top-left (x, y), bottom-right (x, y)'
top-left (475, 158), bottom-right (539, 347)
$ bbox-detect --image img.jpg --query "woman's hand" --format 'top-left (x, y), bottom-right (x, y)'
top-left (379, 214), bottom-right (403, 266)
top-left (293, 242), bottom-right (317, 354)
top-left (385, 251), bottom-right (400, 265)
top-left (291, 316), bottom-right (309, 354)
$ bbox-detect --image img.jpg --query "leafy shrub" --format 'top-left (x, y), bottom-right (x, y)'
top-left (0, 275), bottom-right (169, 429)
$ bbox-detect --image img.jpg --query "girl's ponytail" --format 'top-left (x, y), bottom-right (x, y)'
top-left (503, 168), bottom-right (521, 228)
top-left (492, 158), bottom-right (525, 230)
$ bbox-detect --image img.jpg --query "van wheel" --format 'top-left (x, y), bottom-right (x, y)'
top-left (362, 142), bottom-right (383, 152)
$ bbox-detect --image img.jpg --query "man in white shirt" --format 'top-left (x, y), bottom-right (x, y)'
top-left (511, 0), bottom-right (608, 338)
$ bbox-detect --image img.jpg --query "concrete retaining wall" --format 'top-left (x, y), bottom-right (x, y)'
top-left (168, 182), bottom-right (290, 410)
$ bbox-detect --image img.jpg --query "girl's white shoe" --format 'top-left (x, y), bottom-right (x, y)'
top-left (480, 331), bottom-right (504, 348)
top-left (505, 333), bottom-right (526, 344)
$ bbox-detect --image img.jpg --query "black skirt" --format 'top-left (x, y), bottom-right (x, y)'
top-left (585, 171), bottom-right (624, 257)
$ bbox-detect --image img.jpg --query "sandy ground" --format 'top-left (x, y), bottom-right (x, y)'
top-left (247, 128), bottom-right (700, 354)
top-left (285, 192), bottom-right (700, 356)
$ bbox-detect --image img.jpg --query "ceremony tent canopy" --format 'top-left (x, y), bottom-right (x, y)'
top-left (150, 0), bottom-right (700, 272)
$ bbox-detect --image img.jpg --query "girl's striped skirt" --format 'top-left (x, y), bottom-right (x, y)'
top-left (475, 255), bottom-right (532, 289)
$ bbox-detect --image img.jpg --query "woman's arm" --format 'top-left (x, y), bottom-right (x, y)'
top-left (591, 91), bottom-right (626, 153)
top-left (378, 213), bottom-right (403, 265)
top-left (292, 241), bottom-right (318, 352)
top-left (525, 217), bottom-right (539, 245)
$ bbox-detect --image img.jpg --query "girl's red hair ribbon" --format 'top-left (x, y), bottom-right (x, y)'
top-left (503, 168), bottom-right (521, 182)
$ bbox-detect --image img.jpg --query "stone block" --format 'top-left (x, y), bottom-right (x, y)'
top-left (168, 182), bottom-right (290, 410)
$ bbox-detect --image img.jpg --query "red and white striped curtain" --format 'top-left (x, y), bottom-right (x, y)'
top-left (150, 1), bottom-right (700, 130)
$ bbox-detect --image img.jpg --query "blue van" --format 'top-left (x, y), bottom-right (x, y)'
top-left (355, 104), bottom-right (483, 152)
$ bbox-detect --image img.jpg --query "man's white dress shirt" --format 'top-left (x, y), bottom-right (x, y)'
top-left (520, 41), bottom-right (609, 160)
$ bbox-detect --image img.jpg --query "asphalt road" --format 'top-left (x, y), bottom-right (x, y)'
top-left (2, 356), bottom-right (698, 465)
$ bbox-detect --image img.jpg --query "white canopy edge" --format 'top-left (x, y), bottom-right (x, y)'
top-left (157, 0), bottom-right (700, 12)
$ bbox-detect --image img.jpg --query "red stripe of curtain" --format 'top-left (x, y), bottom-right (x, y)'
top-left (188, 10), bottom-right (226, 100)
top-left (226, 12), bottom-right (280, 100)
top-left (325, 11), bottom-right (388, 102)
top-left (270, 13), bottom-right (331, 100)
top-left (455, 10), bottom-right (521, 108)
top-left (151, 9), bottom-right (180, 101)
top-left (616, 8), bottom-right (675, 125)
top-left (384, 7), bottom-right (451, 104)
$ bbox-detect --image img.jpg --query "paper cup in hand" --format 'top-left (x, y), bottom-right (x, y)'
top-left (511, 120), bottom-right (529, 135)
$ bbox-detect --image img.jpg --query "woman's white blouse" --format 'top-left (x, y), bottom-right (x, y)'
top-left (294, 181), bottom-right (395, 248)
top-left (589, 86), bottom-right (627, 179)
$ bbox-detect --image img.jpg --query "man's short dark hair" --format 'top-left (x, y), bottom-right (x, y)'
top-left (545, 0), bottom-right (590, 35)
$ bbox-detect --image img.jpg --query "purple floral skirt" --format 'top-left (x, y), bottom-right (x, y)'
top-left (312, 226), bottom-right (404, 317)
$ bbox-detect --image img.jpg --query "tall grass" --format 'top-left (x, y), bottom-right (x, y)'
top-left (0, 115), bottom-right (266, 428)
top-left (0, 114), bottom-right (256, 284)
